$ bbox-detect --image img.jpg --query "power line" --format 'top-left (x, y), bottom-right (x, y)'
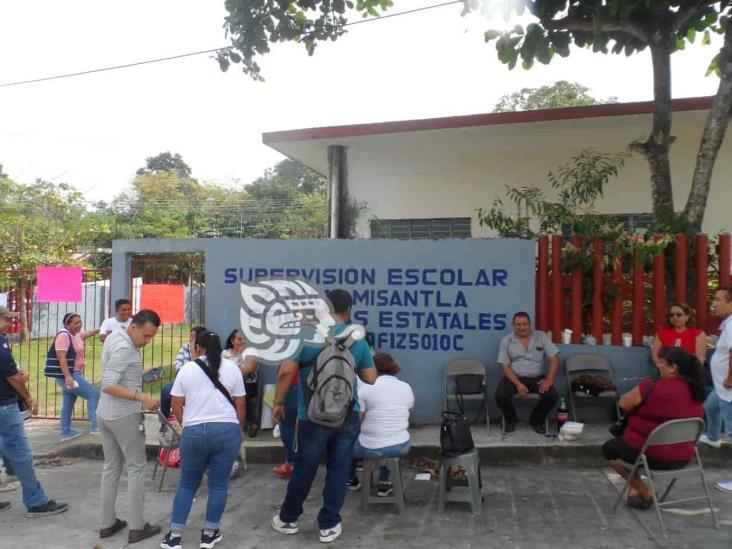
top-left (0, 1), bottom-right (462, 88)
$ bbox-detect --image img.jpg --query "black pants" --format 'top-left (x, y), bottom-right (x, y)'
top-left (245, 381), bottom-right (259, 425)
top-left (602, 436), bottom-right (689, 470)
top-left (495, 376), bottom-right (558, 425)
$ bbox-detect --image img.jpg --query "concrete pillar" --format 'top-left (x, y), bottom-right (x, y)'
top-left (327, 145), bottom-right (350, 238)
top-left (110, 242), bottom-right (132, 305)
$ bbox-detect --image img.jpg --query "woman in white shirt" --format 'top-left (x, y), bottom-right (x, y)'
top-left (160, 331), bottom-right (246, 549)
top-left (223, 329), bottom-right (260, 437)
top-left (349, 352), bottom-right (414, 497)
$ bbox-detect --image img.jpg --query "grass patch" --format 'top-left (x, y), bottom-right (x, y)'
top-left (11, 324), bottom-right (193, 418)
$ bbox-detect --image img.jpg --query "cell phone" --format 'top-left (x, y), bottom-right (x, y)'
top-left (142, 366), bottom-right (164, 383)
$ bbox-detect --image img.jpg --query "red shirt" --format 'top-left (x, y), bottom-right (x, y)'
top-left (656, 326), bottom-right (702, 356)
top-left (623, 377), bottom-right (703, 462)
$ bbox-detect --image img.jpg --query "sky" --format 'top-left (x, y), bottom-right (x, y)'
top-left (0, 1), bottom-right (723, 203)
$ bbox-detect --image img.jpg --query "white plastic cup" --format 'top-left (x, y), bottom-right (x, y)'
top-left (623, 334), bottom-right (632, 347)
top-left (562, 329), bottom-right (572, 344)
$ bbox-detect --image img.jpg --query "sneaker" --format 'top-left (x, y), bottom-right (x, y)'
top-left (354, 458), bottom-right (364, 472)
top-left (26, 499), bottom-right (69, 518)
top-left (0, 481), bottom-right (19, 493)
top-left (230, 459), bottom-right (240, 479)
top-left (698, 434), bottom-right (722, 449)
top-left (346, 476), bottom-right (361, 491)
top-left (376, 481), bottom-right (394, 497)
top-left (160, 531), bottom-right (182, 549)
top-left (272, 462), bottom-right (293, 478)
top-left (199, 529), bottom-right (222, 548)
top-left (60, 430), bottom-right (84, 442)
top-left (319, 523), bottom-right (342, 543)
top-left (0, 501), bottom-right (10, 512)
top-left (716, 481), bottom-right (732, 494)
top-left (271, 514), bottom-right (299, 535)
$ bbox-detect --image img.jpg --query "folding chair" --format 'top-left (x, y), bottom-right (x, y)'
top-left (500, 393), bottom-right (549, 435)
top-left (565, 354), bottom-right (618, 422)
top-left (611, 418), bottom-right (719, 539)
top-left (152, 411), bottom-right (181, 491)
top-left (444, 359), bottom-right (489, 433)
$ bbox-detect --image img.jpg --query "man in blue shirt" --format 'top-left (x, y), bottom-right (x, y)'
top-left (271, 289), bottom-right (375, 544)
top-left (0, 306), bottom-right (68, 516)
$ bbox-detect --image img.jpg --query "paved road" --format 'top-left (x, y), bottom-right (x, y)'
top-left (1, 459), bottom-right (730, 548)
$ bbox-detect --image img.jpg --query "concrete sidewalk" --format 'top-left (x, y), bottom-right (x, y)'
top-left (26, 417), bottom-right (732, 467)
top-left (1, 458), bottom-right (730, 548)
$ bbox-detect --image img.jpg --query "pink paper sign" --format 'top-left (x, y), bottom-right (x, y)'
top-left (36, 267), bottom-right (83, 303)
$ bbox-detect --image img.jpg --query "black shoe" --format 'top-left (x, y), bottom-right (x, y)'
top-left (376, 482), bottom-right (394, 497)
top-left (160, 531), bottom-right (182, 549)
top-left (26, 499), bottom-right (68, 518)
top-left (0, 501), bottom-right (10, 512)
top-left (504, 418), bottom-right (516, 433)
top-left (200, 529), bottom-right (223, 548)
top-left (346, 476), bottom-right (361, 491)
top-left (354, 458), bottom-right (364, 472)
top-left (531, 422), bottom-right (546, 435)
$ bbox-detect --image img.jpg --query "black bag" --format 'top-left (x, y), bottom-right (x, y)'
top-left (440, 411), bottom-right (475, 456)
top-left (454, 374), bottom-right (485, 395)
top-left (609, 380), bottom-right (655, 437)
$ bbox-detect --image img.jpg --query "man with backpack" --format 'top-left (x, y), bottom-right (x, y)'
top-left (271, 289), bottom-right (376, 544)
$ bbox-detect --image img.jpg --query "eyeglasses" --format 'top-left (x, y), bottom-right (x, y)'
top-left (669, 312), bottom-right (686, 318)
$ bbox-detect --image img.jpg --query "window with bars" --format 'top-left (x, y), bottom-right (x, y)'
top-left (370, 218), bottom-right (472, 240)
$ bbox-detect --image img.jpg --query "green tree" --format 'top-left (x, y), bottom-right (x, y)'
top-left (0, 178), bottom-right (112, 340)
top-left (494, 80), bottom-right (617, 112)
top-left (136, 151), bottom-right (193, 179)
top-left (218, 1), bottom-right (732, 234)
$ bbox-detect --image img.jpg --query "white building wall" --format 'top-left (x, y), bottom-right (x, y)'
top-left (344, 110), bottom-right (732, 238)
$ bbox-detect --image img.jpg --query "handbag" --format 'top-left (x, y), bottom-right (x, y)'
top-left (453, 374), bottom-right (486, 423)
top-left (440, 411), bottom-right (475, 456)
top-left (609, 380), bottom-right (656, 437)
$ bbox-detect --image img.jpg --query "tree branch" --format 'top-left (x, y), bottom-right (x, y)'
top-left (539, 16), bottom-right (647, 41)
top-left (672, 1), bottom-right (718, 34)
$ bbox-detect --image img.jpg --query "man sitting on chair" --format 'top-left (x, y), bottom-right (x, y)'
top-left (495, 312), bottom-right (559, 434)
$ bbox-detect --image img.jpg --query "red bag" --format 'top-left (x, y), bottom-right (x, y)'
top-left (158, 448), bottom-right (181, 468)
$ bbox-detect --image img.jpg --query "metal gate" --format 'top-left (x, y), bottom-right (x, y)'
top-left (0, 268), bottom-right (111, 419)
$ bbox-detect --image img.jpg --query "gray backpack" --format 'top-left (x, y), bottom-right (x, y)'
top-left (302, 327), bottom-right (362, 428)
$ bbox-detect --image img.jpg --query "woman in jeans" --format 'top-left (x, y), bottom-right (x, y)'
top-left (348, 352), bottom-right (414, 496)
top-left (160, 331), bottom-right (246, 549)
top-left (52, 313), bottom-right (100, 441)
top-left (603, 347), bottom-right (705, 509)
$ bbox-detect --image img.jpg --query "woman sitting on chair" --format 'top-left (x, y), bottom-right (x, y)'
top-left (602, 347), bottom-right (705, 509)
top-left (347, 352), bottom-right (414, 496)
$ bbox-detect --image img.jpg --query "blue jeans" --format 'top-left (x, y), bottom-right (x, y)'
top-left (350, 440), bottom-right (411, 482)
top-left (703, 390), bottom-right (732, 442)
top-left (279, 385), bottom-right (299, 463)
top-left (0, 403), bottom-right (48, 508)
top-left (1, 450), bottom-right (15, 477)
top-left (56, 371), bottom-right (100, 435)
top-left (279, 412), bottom-right (360, 530)
top-left (161, 382), bottom-right (174, 418)
top-left (171, 422), bottom-right (242, 531)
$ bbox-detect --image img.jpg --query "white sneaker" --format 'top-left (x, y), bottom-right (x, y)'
top-left (271, 514), bottom-right (299, 535)
top-left (319, 523), bottom-right (342, 543)
top-left (698, 434), bottom-right (722, 449)
top-left (0, 481), bottom-right (18, 493)
top-left (716, 481), bottom-right (732, 494)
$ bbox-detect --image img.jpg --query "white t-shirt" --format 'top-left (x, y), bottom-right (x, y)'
top-left (170, 357), bottom-right (246, 427)
top-left (100, 316), bottom-right (132, 335)
top-left (358, 375), bottom-right (414, 449)
top-left (711, 316), bottom-right (732, 402)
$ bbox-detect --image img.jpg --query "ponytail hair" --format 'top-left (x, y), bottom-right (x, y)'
top-left (196, 330), bottom-right (223, 378)
top-left (659, 347), bottom-right (706, 402)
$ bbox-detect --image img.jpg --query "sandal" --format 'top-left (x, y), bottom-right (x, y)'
top-left (627, 495), bottom-right (653, 510)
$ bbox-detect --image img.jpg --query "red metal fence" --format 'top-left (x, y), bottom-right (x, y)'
top-left (535, 233), bottom-right (732, 345)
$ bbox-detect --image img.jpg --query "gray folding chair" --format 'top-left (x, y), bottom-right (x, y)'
top-left (152, 411), bottom-right (181, 491)
top-left (611, 418), bottom-right (719, 539)
top-left (444, 359), bottom-right (489, 433)
top-left (565, 354), bottom-right (618, 422)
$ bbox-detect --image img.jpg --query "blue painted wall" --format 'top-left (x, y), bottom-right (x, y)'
top-left (111, 238), bottom-right (656, 423)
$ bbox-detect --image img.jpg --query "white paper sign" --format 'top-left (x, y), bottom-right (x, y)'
top-left (0, 293), bottom-right (7, 308)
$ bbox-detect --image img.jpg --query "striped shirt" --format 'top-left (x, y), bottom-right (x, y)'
top-left (97, 329), bottom-right (143, 420)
